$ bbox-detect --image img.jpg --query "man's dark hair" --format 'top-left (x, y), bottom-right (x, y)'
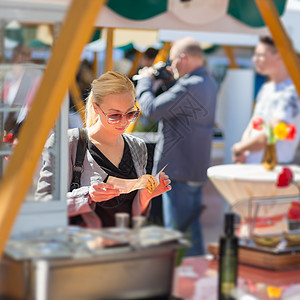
top-left (259, 35), bottom-right (277, 51)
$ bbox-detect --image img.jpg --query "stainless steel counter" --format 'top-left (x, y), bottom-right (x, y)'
top-left (0, 226), bottom-right (187, 300)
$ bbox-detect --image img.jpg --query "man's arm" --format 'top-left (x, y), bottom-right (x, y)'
top-left (240, 119), bottom-right (254, 141)
top-left (233, 131), bottom-right (267, 155)
top-left (136, 77), bottom-right (188, 121)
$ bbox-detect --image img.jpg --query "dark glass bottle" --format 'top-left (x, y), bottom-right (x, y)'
top-left (218, 212), bottom-right (239, 300)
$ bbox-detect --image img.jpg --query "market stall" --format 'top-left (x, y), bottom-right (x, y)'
top-left (0, 1), bottom-right (299, 299)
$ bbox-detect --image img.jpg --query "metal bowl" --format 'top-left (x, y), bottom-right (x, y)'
top-left (283, 231), bottom-right (300, 247)
top-left (252, 234), bottom-right (282, 248)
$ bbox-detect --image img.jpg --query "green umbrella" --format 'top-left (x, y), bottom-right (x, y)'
top-left (107, 0), bottom-right (167, 20)
top-left (228, 0), bottom-right (286, 27)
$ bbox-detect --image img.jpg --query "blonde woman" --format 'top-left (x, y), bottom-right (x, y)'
top-left (36, 71), bottom-right (171, 228)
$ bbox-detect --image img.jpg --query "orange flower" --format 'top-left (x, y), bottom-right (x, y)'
top-left (267, 286), bottom-right (282, 298)
top-left (273, 122), bottom-right (288, 139)
top-left (252, 119), bottom-right (296, 143)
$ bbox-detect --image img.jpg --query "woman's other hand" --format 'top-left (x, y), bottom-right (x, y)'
top-left (89, 183), bottom-right (120, 203)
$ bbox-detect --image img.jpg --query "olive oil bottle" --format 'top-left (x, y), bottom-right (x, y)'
top-left (218, 212), bottom-right (238, 300)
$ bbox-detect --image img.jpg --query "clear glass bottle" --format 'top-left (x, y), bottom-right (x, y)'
top-left (218, 212), bottom-right (239, 300)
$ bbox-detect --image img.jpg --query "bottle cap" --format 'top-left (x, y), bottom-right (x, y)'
top-left (224, 212), bottom-right (235, 235)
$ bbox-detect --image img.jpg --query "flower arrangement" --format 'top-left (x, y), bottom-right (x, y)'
top-left (252, 117), bottom-right (296, 144)
top-left (252, 118), bottom-right (296, 170)
top-left (276, 167), bottom-right (300, 230)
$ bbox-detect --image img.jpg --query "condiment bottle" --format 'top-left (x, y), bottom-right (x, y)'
top-left (218, 212), bottom-right (239, 300)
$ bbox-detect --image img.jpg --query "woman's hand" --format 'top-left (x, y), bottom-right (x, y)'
top-left (139, 172), bottom-right (171, 211)
top-left (152, 172), bottom-right (171, 198)
top-left (89, 183), bottom-right (120, 203)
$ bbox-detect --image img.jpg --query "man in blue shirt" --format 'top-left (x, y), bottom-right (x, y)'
top-left (136, 37), bottom-right (217, 256)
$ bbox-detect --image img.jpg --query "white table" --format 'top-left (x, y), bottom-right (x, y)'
top-left (207, 164), bottom-right (300, 235)
top-left (207, 164), bottom-right (300, 205)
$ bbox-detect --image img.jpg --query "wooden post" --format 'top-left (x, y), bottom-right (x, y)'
top-left (128, 50), bottom-right (143, 78)
top-left (222, 45), bottom-right (238, 69)
top-left (92, 51), bottom-right (98, 77)
top-left (105, 27), bottom-right (114, 72)
top-left (254, 0), bottom-right (300, 97)
top-left (69, 79), bottom-right (86, 124)
top-left (153, 41), bottom-right (172, 64)
top-left (0, 0), bottom-right (106, 258)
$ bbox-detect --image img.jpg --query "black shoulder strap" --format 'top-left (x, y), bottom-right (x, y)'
top-left (70, 128), bottom-right (88, 191)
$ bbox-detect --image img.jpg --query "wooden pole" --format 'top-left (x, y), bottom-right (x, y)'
top-left (222, 45), bottom-right (238, 69)
top-left (254, 0), bottom-right (300, 97)
top-left (105, 28), bottom-right (114, 72)
top-left (0, 0), bottom-right (106, 258)
top-left (128, 50), bottom-right (143, 78)
top-left (69, 79), bottom-right (86, 124)
top-left (153, 41), bottom-right (172, 64)
top-left (92, 51), bottom-right (98, 77)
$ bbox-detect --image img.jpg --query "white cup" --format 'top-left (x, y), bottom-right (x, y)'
top-left (115, 212), bottom-right (130, 228)
top-left (132, 216), bottom-right (146, 229)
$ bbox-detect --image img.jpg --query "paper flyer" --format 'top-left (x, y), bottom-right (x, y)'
top-left (107, 165), bottom-right (167, 194)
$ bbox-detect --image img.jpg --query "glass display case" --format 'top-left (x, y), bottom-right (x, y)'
top-left (0, 63), bottom-right (68, 236)
top-left (232, 195), bottom-right (299, 239)
top-left (228, 195), bottom-right (300, 270)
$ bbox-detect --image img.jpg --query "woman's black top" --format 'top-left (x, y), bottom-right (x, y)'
top-left (88, 137), bottom-right (138, 227)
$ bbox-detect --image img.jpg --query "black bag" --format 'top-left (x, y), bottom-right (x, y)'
top-left (69, 128), bottom-right (88, 225)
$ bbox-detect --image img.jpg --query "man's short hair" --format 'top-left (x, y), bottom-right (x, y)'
top-left (173, 37), bottom-right (203, 58)
top-left (259, 35), bottom-right (277, 52)
top-left (184, 44), bottom-right (203, 58)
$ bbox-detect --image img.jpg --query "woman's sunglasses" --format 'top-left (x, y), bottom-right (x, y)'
top-left (96, 103), bottom-right (140, 124)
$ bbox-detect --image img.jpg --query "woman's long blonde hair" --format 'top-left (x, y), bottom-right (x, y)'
top-left (85, 71), bottom-right (136, 127)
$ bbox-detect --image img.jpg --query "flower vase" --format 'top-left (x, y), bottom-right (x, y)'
top-left (262, 144), bottom-right (277, 170)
